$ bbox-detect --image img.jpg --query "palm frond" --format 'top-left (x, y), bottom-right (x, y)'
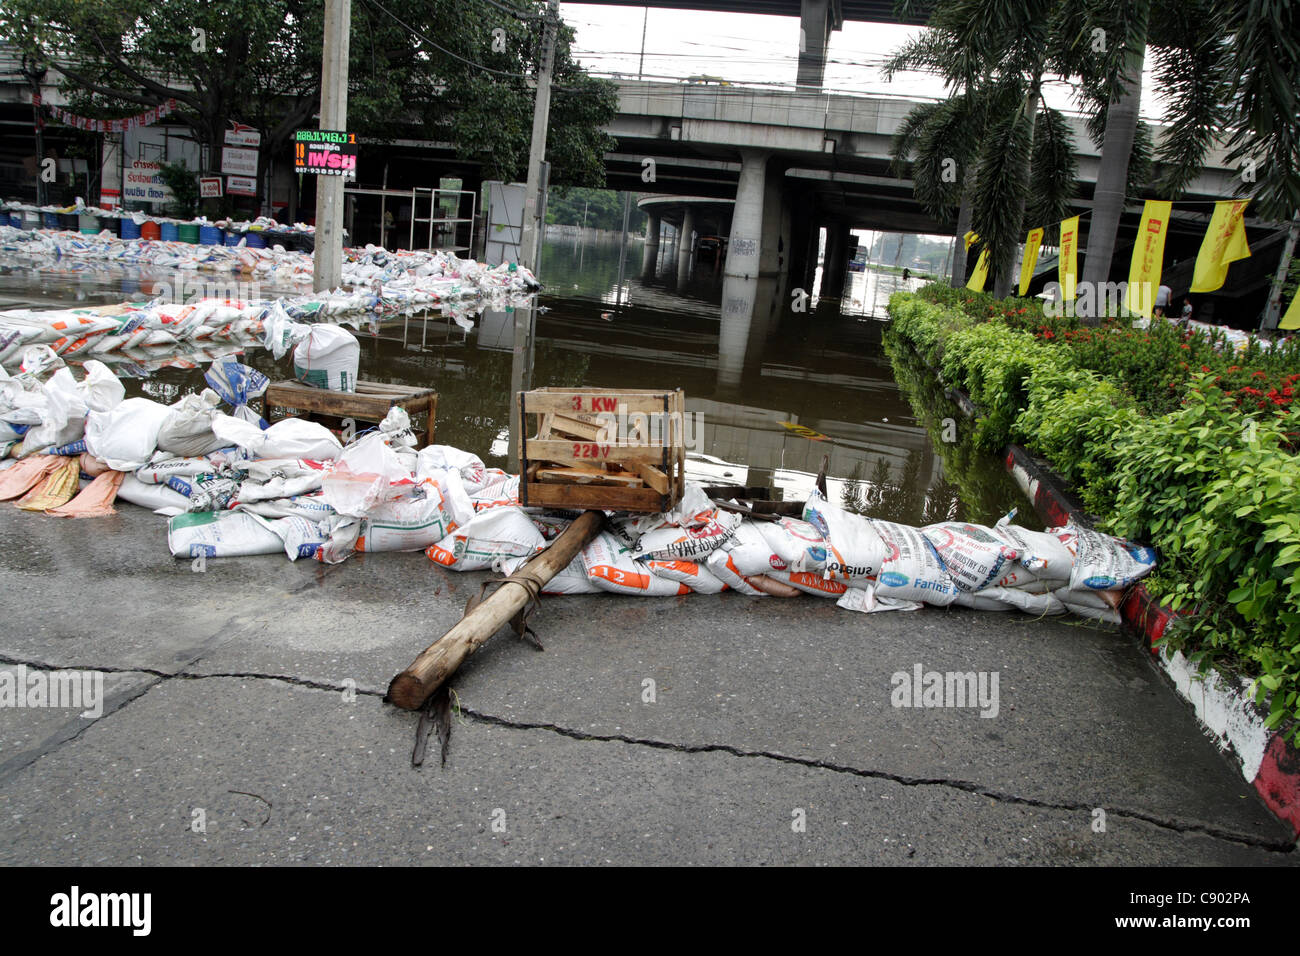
top-left (1148, 35), bottom-right (1231, 198)
top-left (1025, 106), bottom-right (1078, 233)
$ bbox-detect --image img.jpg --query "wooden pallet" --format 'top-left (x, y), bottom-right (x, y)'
top-left (265, 379), bottom-right (438, 447)
top-left (517, 387), bottom-right (686, 513)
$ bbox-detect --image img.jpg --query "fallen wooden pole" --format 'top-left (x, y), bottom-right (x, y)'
top-left (386, 510), bottom-right (604, 711)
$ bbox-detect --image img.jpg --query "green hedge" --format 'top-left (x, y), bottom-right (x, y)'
top-left (886, 289), bottom-right (1300, 741)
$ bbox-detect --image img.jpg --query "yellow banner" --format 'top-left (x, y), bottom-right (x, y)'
top-left (1191, 200), bottom-right (1251, 293)
top-left (964, 230), bottom-right (979, 252)
top-left (966, 248), bottom-right (990, 292)
top-left (1059, 216), bottom-right (1080, 301)
top-left (1281, 290), bottom-right (1300, 331)
top-left (1019, 228), bottom-right (1044, 296)
top-left (1125, 200), bottom-right (1173, 317)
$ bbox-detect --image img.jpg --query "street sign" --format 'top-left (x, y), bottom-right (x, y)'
top-left (199, 176), bottom-right (223, 198)
top-left (294, 129), bottom-right (357, 176)
top-left (226, 175), bottom-right (258, 197)
top-left (123, 160), bottom-right (173, 206)
top-left (224, 124), bottom-right (261, 149)
top-left (221, 146), bottom-right (258, 177)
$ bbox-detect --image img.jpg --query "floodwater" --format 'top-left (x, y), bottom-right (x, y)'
top-left (0, 230), bottom-right (1035, 527)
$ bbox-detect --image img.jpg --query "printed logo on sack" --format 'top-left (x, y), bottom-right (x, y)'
top-left (768, 554), bottom-right (787, 570)
top-left (806, 509), bottom-right (829, 539)
top-left (296, 544), bottom-right (319, 559)
top-left (189, 544), bottom-right (216, 558)
top-left (879, 571), bottom-right (910, 589)
top-left (806, 545), bottom-right (826, 562)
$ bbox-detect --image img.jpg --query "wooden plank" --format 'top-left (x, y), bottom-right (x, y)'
top-left (522, 391), bottom-right (676, 416)
top-left (544, 413), bottom-right (605, 441)
top-left (525, 438), bottom-right (668, 464)
top-left (522, 482), bottom-right (665, 512)
top-left (536, 465), bottom-right (645, 487)
top-left (628, 460), bottom-right (670, 495)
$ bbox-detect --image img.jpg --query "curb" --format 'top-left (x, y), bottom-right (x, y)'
top-left (1003, 443), bottom-right (1300, 838)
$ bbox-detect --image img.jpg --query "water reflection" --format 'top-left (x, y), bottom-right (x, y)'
top-left (3, 232), bottom-right (1028, 525)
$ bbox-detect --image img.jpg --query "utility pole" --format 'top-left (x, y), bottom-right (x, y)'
top-left (638, 7), bottom-right (648, 79)
top-left (510, 0), bottom-right (560, 472)
top-left (313, 0), bottom-right (351, 292)
top-left (519, 0), bottom-right (560, 274)
top-left (23, 57), bottom-right (47, 207)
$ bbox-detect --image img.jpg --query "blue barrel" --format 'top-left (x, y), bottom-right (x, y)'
top-left (42, 212), bottom-right (60, 229)
top-left (6, 214), bottom-right (19, 229)
top-left (245, 232), bottom-right (266, 249)
top-left (159, 222), bottom-right (180, 242)
top-left (198, 225), bottom-right (223, 245)
top-left (120, 218), bottom-right (141, 240)
top-left (224, 231), bottom-right (243, 246)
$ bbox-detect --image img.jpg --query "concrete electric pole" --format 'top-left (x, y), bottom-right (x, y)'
top-left (313, 0), bottom-right (352, 292)
top-left (518, 0), bottom-right (560, 274)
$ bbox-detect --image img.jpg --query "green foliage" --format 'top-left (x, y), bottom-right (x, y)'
top-left (544, 188), bottom-right (634, 231)
top-left (157, 161), bottom-right (200, 219)
top-left (0, 0), bottom-right (617, 188)
top-left (887, 286), bottom-right (1300, 741)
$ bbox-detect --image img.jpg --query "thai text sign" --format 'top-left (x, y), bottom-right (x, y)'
top-left (294, 130), bottom-right (358, 176)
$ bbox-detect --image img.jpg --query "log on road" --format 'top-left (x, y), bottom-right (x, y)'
top-left (386, 509), bottom-right (604, 711)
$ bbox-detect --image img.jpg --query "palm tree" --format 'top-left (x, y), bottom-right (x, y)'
top-left (887, 1), bottom-right (1080, 296)
top-left (1072, 0), bottom-right (1233, 299)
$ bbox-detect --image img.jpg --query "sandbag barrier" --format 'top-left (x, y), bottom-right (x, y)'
top-left (1, 356), bottom-right (1157, 622)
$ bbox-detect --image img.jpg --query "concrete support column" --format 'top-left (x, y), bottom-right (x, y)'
top-left (759, 162), bottom-right (786, 278)
top-left (726, 149), bottom-right (769, 280)
top-left (677, 206), bottom-right (696, 286)
top-left (821, 223), bottom-right (851, 300)
top-left (642, 213), bottom-right (661, 276)
top-left (797, 0), bottom-right (832, 90)
top-left (786, 209), bottom-right (814, 305)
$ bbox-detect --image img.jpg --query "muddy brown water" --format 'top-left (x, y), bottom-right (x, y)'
top-left (0, 234), bottom-right (1036, 529)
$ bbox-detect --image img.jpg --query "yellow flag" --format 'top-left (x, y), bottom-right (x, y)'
top-left (1281, 290), bottom-right (1300, 331)
top-left (966, 248), bottom-right (990, 292)
top-left (1019, 228), bottom-right (1044, 296)
top-left (964, 230), bottom-right (979, 252)
top-left (1125, 200), bottom-right (1173, 317)
top-left (1190, 200), bottom-right (1251, 293)
top-left (1059, 216), bottom-right (1080, 301)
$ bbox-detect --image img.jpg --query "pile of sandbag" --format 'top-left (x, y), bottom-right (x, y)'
top-left (0, 357), bottom-right (1156, 624)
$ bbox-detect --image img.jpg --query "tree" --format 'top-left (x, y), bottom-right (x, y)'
top-left (886, 2), bottom-right (1080, 295)
top-left (0, 0), bottom-right (618, 206)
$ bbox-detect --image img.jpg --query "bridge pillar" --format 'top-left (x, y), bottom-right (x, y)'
top-left (786, 209), bottom-right (814, 303)
top-left (726, 149), bottom-right (768, 281)
top-left (642, 213), bottom-right (661, 277)
top-left (759, 163), bottom-right (788, 279)
top-left (820, 222), bottom-right (852, 300)
top-left (677, 206), bottom-right (696, 286)
top-left (797, 0), bottom-right (834, 90)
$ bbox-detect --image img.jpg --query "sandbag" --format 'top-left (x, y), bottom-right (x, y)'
top-left (157, 389), bottom-right (227, 456)
top-left (630, 509), bottom-right (741, 561)
top-left (167, 510), bottom-right (283, 558)
top-left (116, 474), bottom-right (192, 512)
top-left (293, 325), bottom-right (359, 392)
top-left (836, 584), bottom-right (923, 614)
top-left (766, 570), bottom-right (848, 598)
top-left (210, 414), bottom-right (341, 461)
top-left (204, 360), bottom-right (268, 425)
top-left (83, 397), bottom-right (172, 471)
top-left (426, 506), bottom-right (544, 571)
top-left (756, 516), bottom-right (828, 573)
top-left (802, 493), bottom-right (888, 583)
top-left (871, 519), bottom-right (960, 606)
top-left (644, 559), bottom-right (727, 594)
top-left (581, 531), bottom-right (690, 596)
top-left (542, 554), bottom-right (602, 595)
top-left (355, 481), bottom-right (455, 553)
top-left (1061, 525), bottom-right (1157, 591)
top-left (922, 522), bottom-right (1021, 592)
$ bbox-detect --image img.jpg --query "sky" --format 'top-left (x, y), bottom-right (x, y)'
top-left (560, 3), bottom-right (1169, 121)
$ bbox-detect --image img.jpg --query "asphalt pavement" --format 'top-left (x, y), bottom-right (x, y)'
top-left (0, 503), bottom-right (1295, 865)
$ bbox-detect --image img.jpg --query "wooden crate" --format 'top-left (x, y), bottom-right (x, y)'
top-left (517, 386), bottom-right (686, 513)
top-left (265, 380), bottom-right (438, 447)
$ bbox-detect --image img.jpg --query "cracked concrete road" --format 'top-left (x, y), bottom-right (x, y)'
top-left (0, 504), bottom-right (1296, 865)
